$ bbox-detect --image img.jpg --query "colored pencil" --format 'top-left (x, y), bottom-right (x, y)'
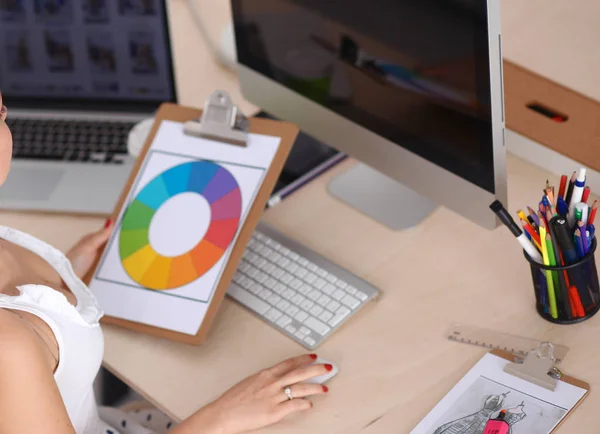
top-left (541, 227), bottom-right (558, 319)
top-left (582, 186), bottom-right (591, 204)
top-left (559, 174), bottom-right (568, 198)
top-left (522, 219), bottom-right (542, 250)
top-left (578, 222), bottom-right (590, 254)
top-left (569, 286), bottom-right (586, 318)
top-left (545, 189), bottom-right (555, 206)
top-left (589, 201), bottom-right (598, 225)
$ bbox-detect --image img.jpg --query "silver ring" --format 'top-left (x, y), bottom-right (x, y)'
top-left (284, 386), bottom-right (293, 400)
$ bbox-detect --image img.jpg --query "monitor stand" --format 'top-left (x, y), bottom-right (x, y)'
top-left (328, 163), bottom-right (438, 230)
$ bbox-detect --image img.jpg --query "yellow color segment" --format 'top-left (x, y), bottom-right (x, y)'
top-left (122, 244), bottom-right (157, 283)
top-left (139, 255), bottom-right (173, 290)
top-left (167, 254), bottom-right (198, 289)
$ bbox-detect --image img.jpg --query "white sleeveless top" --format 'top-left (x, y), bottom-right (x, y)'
top-left (0, 226), bottom-right (116, 433)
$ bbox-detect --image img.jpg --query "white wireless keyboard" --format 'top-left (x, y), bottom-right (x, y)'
top-left (228, 223), bottom-right (379, 349)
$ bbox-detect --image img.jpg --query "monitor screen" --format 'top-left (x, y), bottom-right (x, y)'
top-left (0, 0), bottom-right (176, 110)
top-left (233, 0), bottom-right (496, 193)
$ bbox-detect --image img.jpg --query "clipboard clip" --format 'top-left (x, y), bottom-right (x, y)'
top-left (504, 341), bottom-right (564, 391)
top-left (184, 90), bottom-right (249, 147)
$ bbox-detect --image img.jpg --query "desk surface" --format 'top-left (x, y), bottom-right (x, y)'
top-left (2, 0), bottom-right (600, 432)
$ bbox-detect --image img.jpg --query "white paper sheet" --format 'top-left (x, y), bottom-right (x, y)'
top-left (89, 120), bottom-right (281, 335)
top-left (412, 353), bottom-right (587, 434)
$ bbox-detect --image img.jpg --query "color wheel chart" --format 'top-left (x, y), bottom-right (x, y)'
top-left (119, 160), bottom-right (242, 290)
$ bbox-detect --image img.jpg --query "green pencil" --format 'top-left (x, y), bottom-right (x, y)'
top-left (542, 233), bottom-right (558, 319)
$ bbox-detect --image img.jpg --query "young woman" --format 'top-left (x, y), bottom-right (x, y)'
top-left (0, 92), bottom-right (330, 434)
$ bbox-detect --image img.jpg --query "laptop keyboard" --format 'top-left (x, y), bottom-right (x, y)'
top-left (6, 118), bottom-right (135, 164)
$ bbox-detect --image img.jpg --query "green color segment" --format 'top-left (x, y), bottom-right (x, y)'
top-left (121, 200), bottom-right (156, 231)
top-left (119, 227), bottom-right (150, 259)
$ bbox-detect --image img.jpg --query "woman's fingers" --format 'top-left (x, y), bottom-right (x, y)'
top-left (275, 383), bottom-right (328, 404)
top-left (277, 363), bottom-right (332, 388)
top-left (265, 354), bottom-right (317, 378)
top-left (274, 397), bottom-right (312, 419)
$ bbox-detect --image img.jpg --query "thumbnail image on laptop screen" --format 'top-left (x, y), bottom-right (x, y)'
top-left (0, 0), bottom-right (176, 106)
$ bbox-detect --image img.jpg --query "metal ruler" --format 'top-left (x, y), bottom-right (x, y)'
top-left (446, 324), bottom-right (569, 363)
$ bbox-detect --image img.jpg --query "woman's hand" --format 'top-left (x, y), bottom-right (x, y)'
top-left (66, 219), bottom-right (113, 279)
top-left (173, 354), bottom-right (331, 434)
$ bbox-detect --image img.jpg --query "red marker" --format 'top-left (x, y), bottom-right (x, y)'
top-left (558, 174), bottom-right (568, 198)
top-left (582, 186), bottom-right (591, 204)
top-left (484, 410), bottom-right (509, 434)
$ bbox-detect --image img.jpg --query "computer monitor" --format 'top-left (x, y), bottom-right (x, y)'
top-left (232, 0), bottom-right (506, 229)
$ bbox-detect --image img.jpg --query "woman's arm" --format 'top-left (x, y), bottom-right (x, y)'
top-left (0, 310), bottom-right (75, 434)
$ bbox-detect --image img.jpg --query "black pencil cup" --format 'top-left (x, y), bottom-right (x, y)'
top-left (524, 239), bottom-right (600, 324)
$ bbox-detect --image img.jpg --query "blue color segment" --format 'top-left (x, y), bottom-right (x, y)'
top-left (162, 162), bottom-right (192, 196)
top-left (135, 174), bottom-right (171, 210)
top-left (187, 161), bottom-right (220, 194)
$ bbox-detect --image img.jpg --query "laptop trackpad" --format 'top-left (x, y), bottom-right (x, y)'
top-left (0, 168), bottom-right (64, 201)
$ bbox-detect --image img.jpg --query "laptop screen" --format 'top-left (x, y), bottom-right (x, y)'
top-left (0, 0), bottom-right (177, 112)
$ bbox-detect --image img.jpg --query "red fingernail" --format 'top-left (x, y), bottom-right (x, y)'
top-left (309, 354), bottom-right (317, 360)
top-left (325, 364), bottom-right (333, 371)
top-left (104, 219), bottom-right (112, 229)
top-left (322, 385), bottom-right (329, 392)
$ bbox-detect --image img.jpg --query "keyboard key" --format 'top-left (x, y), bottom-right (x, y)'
top-left (276, 300), bottom-right (290, 311)
top-left (285, 263), bottom-right (299, 274)
top-left (276, 315), bottom-right (292, 328)
top-left (298, 284), bottom-right (311, 295)
top-left (326, 300), bottom-right (341, 312)
top-left (295, 311), bottom-right (309, 322)
top-left (285, 325), bottom-right (297, 334)
top-left (273, 283), bottom-right (286, 294)
top-left (240, 277), bottom-right (253, 290)
top-left (307, 290), bottom-right (321, 301)
top-left (291, 294), bottom-right (305, 305)
top-left (258, 289), bottom-right (272, 300)
top-left (300, 299), bottom-right (314, 311)
top-left (264, 278), bottom-right (277, 289)
top-left (332, 289), bottom-right (346, 301)
top-left (266, 309), bottom-right (283, 322)
top-left (314, 279), bottom-right (327, 290)
top-left (290, 279), bottom-right (303, 290)
top-left (303, 317), bottom-right (331, 336)
top-left (228, 285), bottom-right (270, 314)
top-left (272, 268), bottom-right (285, 279)
top-left (337, 306), bottom-right (351, 316)
top-left (329, 313), bottom-right (349, 327)
top-left (256, 272), bottom-right (268, 283)
top-left (304, 336), bottom-right (316, 346)
top-left (318, 311), bottom-right (333, 322)
top-left (326, 275), bottom-right (337, 284)
top-left (309, 305), bottom-right (324, 316)
top-left (249, 283), bottom-right (262, 295)
top-left (317, 294), bottom-right (331, 307)
top-left (299, 326), bottom-right (311, 335)
top-left (295, 331), bottom-right (307, 340)
top-left (345, 285), bottom-right (357, 295)
top-left (294, 268), bottom-right (308, 279)
top-left (287, 251), bottom-right (300, 261)
top-left (285, 305), bottom-right (300, 317)
top-left (267, 294), bottom-right (281, 305)
top-left (277, 257), bottom-right (290, 268)
top-left (282, 289), bottom-right (295, 300)
top-left (323, 283), bottom-right (336, 295)
top-left (307, 262), bottom-right (318, 272)
top-left (341, 294), bottom-right (360, 309)
top-left (316, 268), bottom-right (328, 278)
top-left (279, 246), bottom-right (290, 255)
top-left (255, 232), bottom-right (266, 241)
top-left (297, 257), bottom-right (309, 266)
top-left (304, 273), bottom-right (317, 284)
top-left (264, 263), bottom-right (276, 275)
top-left (356, 291), bottom-right (368, 301)
top-left (280, 273), bottom-right (293, 284)
top-left (336, 280), bottom-right (348, 289)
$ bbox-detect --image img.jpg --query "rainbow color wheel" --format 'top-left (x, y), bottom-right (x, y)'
top-left (119, 161), bottom-right (242, 290)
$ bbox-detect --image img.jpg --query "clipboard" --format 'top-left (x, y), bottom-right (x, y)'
top-left (413, 347), bottom-right (590, 433)
top-left (492, 348), bottom-right (590, 433)
top-left (84, 91), bottom-right (299, 345)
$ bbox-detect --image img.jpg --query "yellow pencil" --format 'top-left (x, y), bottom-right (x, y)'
top-left (540, 226), bottom-right (558, 319)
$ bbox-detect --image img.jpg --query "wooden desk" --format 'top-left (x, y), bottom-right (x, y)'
top-left (2, 0), bottom-right (599, 432)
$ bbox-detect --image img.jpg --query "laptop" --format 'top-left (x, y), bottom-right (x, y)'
top-left (0, 0), bottom-right (177, 214)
